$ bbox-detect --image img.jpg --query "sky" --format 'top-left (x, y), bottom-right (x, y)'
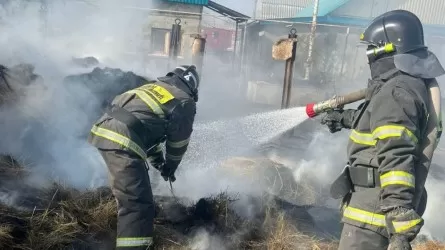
top-left (213, 0), bottom-right (256, 16)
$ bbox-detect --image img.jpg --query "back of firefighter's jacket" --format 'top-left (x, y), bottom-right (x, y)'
top-left (87, 80), bottom-right (196, 161)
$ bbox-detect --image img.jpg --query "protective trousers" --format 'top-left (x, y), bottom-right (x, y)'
top-left (99, 148), bottom-right (155, 250)
top-left (338, 223), bottom-right (389, 250)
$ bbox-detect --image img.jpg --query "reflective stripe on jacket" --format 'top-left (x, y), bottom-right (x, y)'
top-left (88, 81), bottom-right (196, 168)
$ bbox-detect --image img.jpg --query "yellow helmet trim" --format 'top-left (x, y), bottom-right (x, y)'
top-left (384, 43), bottom-right (395, 53)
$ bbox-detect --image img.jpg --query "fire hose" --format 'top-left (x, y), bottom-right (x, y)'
top-left (305, 81), bottom-right (442, 209)
top-left (144, 145), bottom-right (180, 204)
top-left (305, 88), bottom-right (367, 118)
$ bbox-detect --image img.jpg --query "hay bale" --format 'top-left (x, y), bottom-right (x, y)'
top-left (220, 157), bottom-right (322, 206)
top-left (272, 38), bottom-right (297, 61)
top-left (261, 212), bottom-right (337, 250)
top-left (414, 241), bottom-right (445, 250)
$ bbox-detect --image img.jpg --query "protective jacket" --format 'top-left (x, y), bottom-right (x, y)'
top-left (88, 79), bottom-right (196, 171)
top-left (340, 57), bottom-right (433, 237)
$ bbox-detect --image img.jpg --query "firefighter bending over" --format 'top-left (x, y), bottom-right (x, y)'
top-left (321, 10), bottom-right (444, 250)
top-left (88, 65), bottom-right (200, 250)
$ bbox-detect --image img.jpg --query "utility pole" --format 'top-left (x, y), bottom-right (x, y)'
top-left (254, 0), bottom-right (259, 19)
top-left (304, 0), bottom-right (319, 80)
top-left (271, 28), bottom-right (298, 109)
top-left (281, 29), bottom-right (298, 109)
top-left (40, 0), bottom-right (48, 38)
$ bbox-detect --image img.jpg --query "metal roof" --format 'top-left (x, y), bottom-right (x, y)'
top-left (165, 0), bottom-right (209, 5)
top-left (259, 16), bottom-right (445, 37)
top-left (295, 0), bottom-right (352, 18)
top-left (391, 0), bottom-right (445, 25)
top-left (206, 0), bottom-right (250, 22)
top-left (331, 0), bottom-right (445, 25)
top-left (256, 0), bottom-right (312, 19)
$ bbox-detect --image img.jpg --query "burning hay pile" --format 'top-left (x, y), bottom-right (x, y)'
top-left (0, 155), bottom-right (443, 249)
top-left (0, 154), bottom-right (342, 250)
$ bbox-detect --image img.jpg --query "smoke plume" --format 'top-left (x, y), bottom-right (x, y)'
top-left (0, 0), bottom-right (158, 189)
top-left (1, 0), bottom-right (445, 246)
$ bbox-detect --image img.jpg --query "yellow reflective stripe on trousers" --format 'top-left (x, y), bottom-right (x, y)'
top-left (125, 89), bottom-right (165, 118)
top-left (116, 237), bottom-right (153, 247)
top-left (167, 138), bottom-right (190, 148)
top-left (91, 125), bottom-right (147, 159)
top-left (380, 171), bottom-right (415, 188)
top-left (392, 219), bottom-right (422, 233)
top-left (343, 206), bottom-right (386, 227)
top-left (349, 125), bottom-right (418, 146)
top-left (166, 153), bottom-right (183, 161)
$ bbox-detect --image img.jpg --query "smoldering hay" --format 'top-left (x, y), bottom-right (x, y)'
top-left (1, 0), bottom-right (445, 247)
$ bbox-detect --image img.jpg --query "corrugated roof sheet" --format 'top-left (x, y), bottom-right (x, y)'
top-left (256, 0), bottom-right (312, 19)
top-left (400, 0), bottom-right (445, 25)
top-left (166, 0), bottom-right (208, 5)
top-left (330, 0), bottom-right (394, 18)
top-left (331, 0), bottom-right (445, 25)
top-left (295, 0), bottom-right (352, 18)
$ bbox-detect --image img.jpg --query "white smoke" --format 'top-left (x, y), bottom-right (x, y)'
top-left (0, 0), bottom-right (158, 189)
top-left (2, 0), bottom-right (445, 246)
top-left (188, 229), bottom-right (227, 250)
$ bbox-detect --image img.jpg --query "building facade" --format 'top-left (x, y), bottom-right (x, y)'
top-left (143, 0), bottom-right (205, 59)
top-left (248, 0), bottom-right (445, 85)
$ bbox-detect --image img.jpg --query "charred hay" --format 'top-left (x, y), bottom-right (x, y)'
top-left (0, 186), bottom-right (341, 250)
top-left (63, 67), bottom-right (154, 111)
top-left (0, 156), bottom-right (443, 250)
top-left (71, 57), bottom-right (100, 68)
top-left (62, 67), bottom-right (157, 135)
top-left (0, 155), bottom-right (341, 250)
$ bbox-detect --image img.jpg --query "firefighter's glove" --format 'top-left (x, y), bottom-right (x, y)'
top-left (388, 235), bottom-right (412, 250)
top-left (147, 156), bottom-right (165, 172)
top-left (320, 109), bottom-right (355, 133)
top-left (161, 163), bottom-right (177, 183)
top-left (385, 207), bottom-right (424, 250)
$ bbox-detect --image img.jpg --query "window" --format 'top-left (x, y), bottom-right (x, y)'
top-left (151, 28), bottom-right (171, 54)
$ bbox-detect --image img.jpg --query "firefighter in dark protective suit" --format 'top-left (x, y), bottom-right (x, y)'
top-left (321, 10), bottom-right (444, 250)
top-left (88, 65), bottom-right (199, 249)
